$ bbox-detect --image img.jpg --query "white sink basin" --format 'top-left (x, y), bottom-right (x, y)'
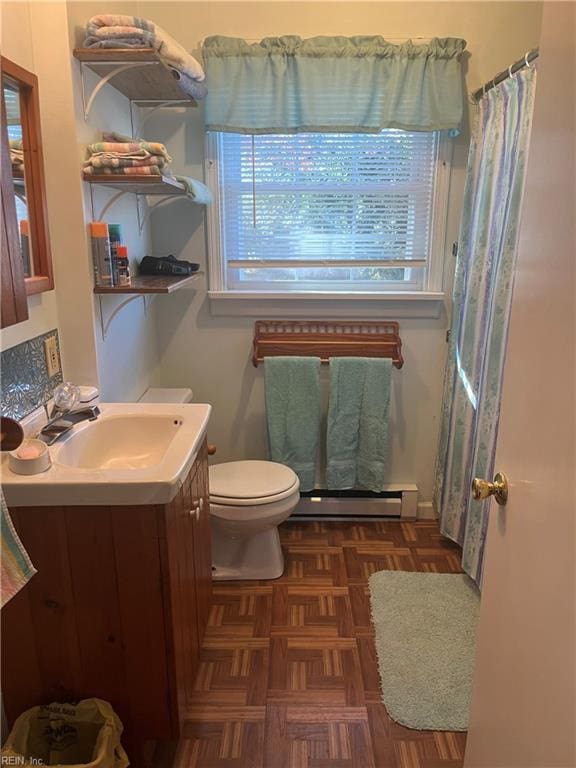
top-left (56, 414), bottom-right (185, 470)
top-left (1, 403), bottom-right (211, 506)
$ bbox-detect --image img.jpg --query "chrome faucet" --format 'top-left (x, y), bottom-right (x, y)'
top-left (39, 405), bottom-right (100, 446)
top-left (38, 405), bottom-right (100, 445)
top-left (38, 382), bottom-right (100, 445)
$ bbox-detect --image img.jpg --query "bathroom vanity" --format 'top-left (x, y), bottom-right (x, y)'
top-left (1, 405), bottom-right (213, 764)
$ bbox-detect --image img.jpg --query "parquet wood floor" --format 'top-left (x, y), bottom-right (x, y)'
top-left (158, 520), bottom-right (467, 768)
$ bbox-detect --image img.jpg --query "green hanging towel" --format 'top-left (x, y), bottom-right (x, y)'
top-left (327, 357), bottom-right (392, 492)
top-left (264, 356), bottom-right (321, 492)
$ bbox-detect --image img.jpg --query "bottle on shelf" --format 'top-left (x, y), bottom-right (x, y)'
top-left (89, 222), bottom-right (114, 287)
top-left (108, 223), bottom-right (123, 286)
top-left (116, 245), bottom-right (131, 286)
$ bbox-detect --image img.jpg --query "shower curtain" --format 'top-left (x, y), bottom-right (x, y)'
top-left (434, 67), bottom-right (537, 585)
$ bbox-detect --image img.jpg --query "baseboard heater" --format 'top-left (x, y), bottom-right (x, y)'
top-left (292, 484), bottom-right (418, 521)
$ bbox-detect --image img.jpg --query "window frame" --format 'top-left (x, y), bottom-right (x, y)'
top-left (205, 129), bottom-right (452, 298)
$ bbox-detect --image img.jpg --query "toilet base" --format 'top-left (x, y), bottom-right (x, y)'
top-left (211, 525), bottom-right (285, 581)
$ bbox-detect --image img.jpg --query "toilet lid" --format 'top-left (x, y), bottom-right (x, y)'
top-left (209, 460), bottom-right (299, 501)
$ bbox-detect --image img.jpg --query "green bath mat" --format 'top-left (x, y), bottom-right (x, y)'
top-left (368, 571), bottom-right (480, 731)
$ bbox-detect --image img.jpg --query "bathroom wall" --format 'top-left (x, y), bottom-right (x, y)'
top-left (67, 54), bottom-right (161, 402)
top-left (27, 2), bottom-right (101, 390)
top-left (141, 1), bottom-right (542, 512)
top-left (0, 1), bottom-right (99, 389)
top-left (60, 2), bottom-right (541, 511)
top-left (65, 0), bottom-right (166, 402)
top-left (1, 1), bottom-right (163, 404)
top-left (0, 330), bottom-right (63, 419)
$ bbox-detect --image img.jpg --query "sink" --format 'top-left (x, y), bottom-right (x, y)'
top-left (56, 414), bottom-right (185, 470)
top-left (2, 403), bottom-right (211, 506)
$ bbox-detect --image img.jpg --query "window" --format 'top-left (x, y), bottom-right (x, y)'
top-left (206, 130), bottom-right (450, 295)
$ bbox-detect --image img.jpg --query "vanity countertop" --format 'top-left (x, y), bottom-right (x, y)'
top-left (1, 402), bottom-right (211, 507)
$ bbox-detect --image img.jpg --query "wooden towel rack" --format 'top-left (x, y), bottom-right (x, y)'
top-left (252, 320), bottom-right (404, 368)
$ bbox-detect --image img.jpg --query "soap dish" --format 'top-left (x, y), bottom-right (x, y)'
top-left (9, 439), bottom-right (52, 475)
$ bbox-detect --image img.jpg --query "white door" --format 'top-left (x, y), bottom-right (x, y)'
top-left (464, 3), bottom-right (575, 766)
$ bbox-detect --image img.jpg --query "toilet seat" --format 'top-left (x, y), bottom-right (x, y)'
top-left (209, 460), bottom-right (299, 506)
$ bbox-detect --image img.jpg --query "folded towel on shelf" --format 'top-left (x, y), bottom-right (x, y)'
top-left (102, 131), bottom-right (143, 143)
top-left (87, 140), bottom-right (171, 162)
top-left (326, 357), bottom-right (392, 492)
top-left (83, 134), bottom-right (173, 177)
top-left (173, 175), bottom-right (213, 204)
top-left (1, 490), bottom-right (36, 608)
top-left (84, 155), bottom-right (167, 170)
top-left (169, 68), bottom-right (208, 101)
top-left (83, 165), bottom-right (162, 176)
top-left (9, 139), bottom-right (24, 170)
top-left (264, 356), bottom-right (321, 492)
top-left (84, 15), bottom-right (205, 82)
top-left (82, 38), bottom-right (152, 49)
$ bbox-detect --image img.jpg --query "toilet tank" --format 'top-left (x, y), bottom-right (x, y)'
top-left (138, 387), bottom-right (194, 404)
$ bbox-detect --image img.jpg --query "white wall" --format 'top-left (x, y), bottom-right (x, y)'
top-left (139, 1), bottom-right (542, 509)
top-left (69, 67), bottom-right (160, 402)
top-left (1, 1), bottom-right (162, 402)
top-left (66, 2), bottom-right (162, 402)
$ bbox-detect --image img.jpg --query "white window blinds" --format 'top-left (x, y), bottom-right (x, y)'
top-left (213, 130), bottom-right (442, 292)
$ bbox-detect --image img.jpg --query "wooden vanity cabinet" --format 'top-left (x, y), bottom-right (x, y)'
top-left (1, 440), bottom-right (213, 763)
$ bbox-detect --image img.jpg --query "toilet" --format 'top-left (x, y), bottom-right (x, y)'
top-left (139, 388), bottom-right (300, 580)
top-left (209, 460), bottom-right (300, 581)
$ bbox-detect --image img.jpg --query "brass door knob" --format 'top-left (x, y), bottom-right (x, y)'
top-left (472, 472), bottom-right (508, 506)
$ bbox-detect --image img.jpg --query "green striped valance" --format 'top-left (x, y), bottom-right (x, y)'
top-left (203, 35), bottom-right (467, 135)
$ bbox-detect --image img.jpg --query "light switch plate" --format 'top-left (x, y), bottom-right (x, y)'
top-left (44, 336), bottom-right (60, 378)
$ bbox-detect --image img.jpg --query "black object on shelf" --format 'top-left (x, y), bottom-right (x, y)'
top-left (139, 255), bottom-right (200, 277)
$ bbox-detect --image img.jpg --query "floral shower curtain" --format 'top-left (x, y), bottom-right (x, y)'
top-left (434, 67), bottom-right (537, 585)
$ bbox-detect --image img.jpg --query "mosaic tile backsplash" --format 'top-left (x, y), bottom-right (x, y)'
top-left (1, 329), bottom-right (63, 420)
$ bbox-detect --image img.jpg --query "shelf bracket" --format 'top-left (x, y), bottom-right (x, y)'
top-left (135, 193), bottom-right (145, 232)
top-left (87, 183), bottom-right (134, 222)
top-left (80, 60), bottom-right (159, 120)
top-left (97, 293), bottom-right (147, 340)
top-left (132, 100), bottom-right (192, 136)
top-left (97, 190), bottom-right (128, 222)
top-left (143, 294), bottom-right (158, 314)
top-left (137, 195), bottom-right (180, 234)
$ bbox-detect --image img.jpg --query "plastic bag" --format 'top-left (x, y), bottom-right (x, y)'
top-left (0, 698), bottom-right (129, 767)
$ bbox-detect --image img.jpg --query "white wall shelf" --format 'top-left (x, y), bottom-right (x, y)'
top-left (83, 173), bottom-right (188, 197)
top-left (73, 48), bottom-right (197, 119)
top-left (94, 272), bottom-right (203, 295)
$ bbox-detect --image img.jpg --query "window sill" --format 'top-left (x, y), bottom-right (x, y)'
top-left (208, 290), bottom-right (446, 319)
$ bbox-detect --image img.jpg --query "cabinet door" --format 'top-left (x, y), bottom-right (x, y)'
top-left (162, 463), bottom-right (201, 725)
top-left (192, 442), bottom-right (213, 646)
top-left (179, 464), bottom-right (201, 708)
